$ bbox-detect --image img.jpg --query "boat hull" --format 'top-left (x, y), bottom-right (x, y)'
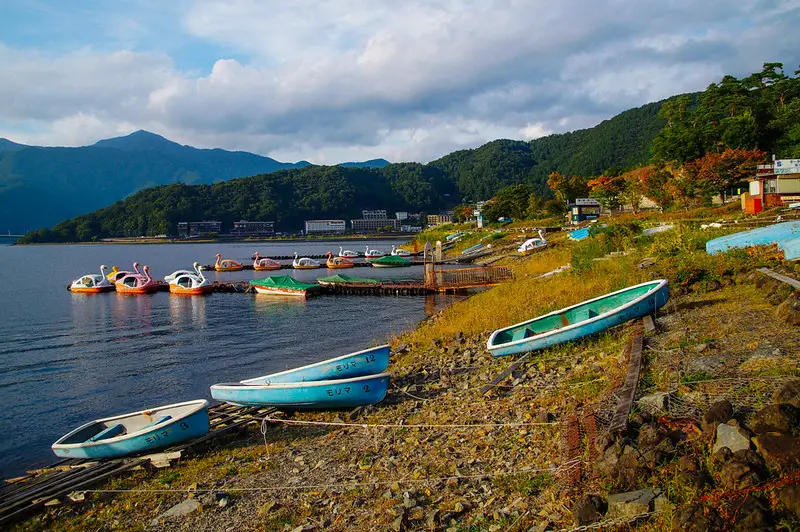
top-left (216, 266), bottom-right (243, 272)
top-left (70, 286), bottom-right (114, 294)
top-left (488, 280), bottom-right (669, 357)
top-left (371, 263), bottom-right (405, 268)
top-left (293, 265), bottom-right (320, 269)
top-left (210, 373), bottom-right (390, 408)
top-left (253, 285), bottom-right (311, 297)
top-left (115, 285), bottom-right (158, 294)
top-left (52, 400), bottom-right (210, 459)
top-left (169, 284), bottom-right (213, 295)
top-left (706, 221), bottom-right (800, 258)
top-left (242, 345), bottom-right (390, 384)
top-left (254, 265), bottom-right (282, 271)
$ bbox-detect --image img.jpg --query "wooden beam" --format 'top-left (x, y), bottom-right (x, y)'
top-left (642, 314), bottom-right (656, 333)
top-left (480, 353), bottom-right (531, 395)
top-left (608, 331), bottom-right (644, 434)
top-left (758, 267), bottom-right (800, 290)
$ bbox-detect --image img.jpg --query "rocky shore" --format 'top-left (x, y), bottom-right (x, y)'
top-left (14, 224), bottom-right (800, 532)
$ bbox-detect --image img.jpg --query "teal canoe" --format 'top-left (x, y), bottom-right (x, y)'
top-left (487, 280), bottom-right (669, 357)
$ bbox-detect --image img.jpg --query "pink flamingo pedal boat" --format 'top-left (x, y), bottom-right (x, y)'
top-left (253, 252), bottom-right (281, 271)
top-left (115, 264), bottom-right (158, 294)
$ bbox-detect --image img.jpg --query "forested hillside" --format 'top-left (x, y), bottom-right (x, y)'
top-left (18, 98), bottom-right (674, 242)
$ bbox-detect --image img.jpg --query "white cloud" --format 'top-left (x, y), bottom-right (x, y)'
top-left (0, 1), bottom-right (798, 162)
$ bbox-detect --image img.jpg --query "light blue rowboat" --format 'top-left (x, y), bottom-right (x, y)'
top-left (568, 228), bottom-right (590, 241)
top-left (210, 373), bottom-right (390, 408)
top-left (705, 221), bottom-right (800, 256)
top-left (241, 345), bottom-right (390, 385)
top-left (779, 235), bottom-right (800, 260)
top-left (487, 280), bottom-right (669, 357)
top-left (51, 400), bottom-right (209, 459)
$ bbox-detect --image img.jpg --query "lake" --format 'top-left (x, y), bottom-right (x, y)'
top-left (0, 240), bottom-right (455, 478)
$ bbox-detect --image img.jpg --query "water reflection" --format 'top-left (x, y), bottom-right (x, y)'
top-left (168, 294), bottom-right (209, 328)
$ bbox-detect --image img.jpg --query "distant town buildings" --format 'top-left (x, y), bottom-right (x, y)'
top-left (304, 220), bottom-right (346, 234)
top-left (568, 198), bottom-right (601, 225)
top-left (746, 159), bottom-right (800, 214)
top-left (401, 225), bottom-right (423, 233)
top-left (426, 213), bottom-right (453, 226)
top-left (395, 211), bottom-right (408, 221)
top-left (361, 209), bottom-right (388, 220)
top-left (351, 209), bottom-right (401, 233)
top-left (231, 220), bottom-right (275, 237)
top-left (177, 220), bottom-right (221, 237)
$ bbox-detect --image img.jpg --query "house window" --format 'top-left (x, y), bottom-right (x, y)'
top-left (765, 179), bottom-right (778, 194)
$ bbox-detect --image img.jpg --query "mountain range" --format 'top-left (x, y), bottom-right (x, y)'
top-left (17, 96), bottom-right (675, 243)
top-left (0, 131), bottom-right (387, 234)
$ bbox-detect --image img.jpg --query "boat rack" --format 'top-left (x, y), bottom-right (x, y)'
top-left (0, 403), bottom-right (276, 527)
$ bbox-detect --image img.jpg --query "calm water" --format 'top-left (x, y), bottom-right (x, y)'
top-left (0, 240), bottom-right (453, 478)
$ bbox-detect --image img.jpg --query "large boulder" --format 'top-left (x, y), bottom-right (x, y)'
top-left (712, 424), bottom-right (751, 454)
top-left (572, 494), bottom-right (607, 526)
top-left (773, 380), bottom-right (800, 407)
top-left (749, 403), bottom-right (800, 435)
top-left (775, 293), bottom-right (800, 326)
top-left (776, 484), bottom-right (800, 519)
top-left (672, 504), bottom-right (724, 532)
top-left (752, 433), bottom-right (800, 473)
top-left (718, 459), bottom-right (766, 490)
top-left (731, 496), bottom-right (773, 531)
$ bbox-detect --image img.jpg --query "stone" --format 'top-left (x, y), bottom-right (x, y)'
top-left (677, 470), bottom-right (707, 490)
top-left (718, 459), bottom-right (765, 490)
top-left (572, 494), bottom-right (607, 525)
top-left (731, 496), bottom-right (772, 531)
top-left (703, 400), bottom-right (733, 432)
top-left (672, 504), bottom-right (724, 532)
top-left (637, 423), bottom-right (666, 448)
top-left (777, 484), bottom-right (800, 518)
top-left (713, 423), bottom-right (751, 454)
top-left (749, 403), bottom-right (800, 435)
top-left (693, 343), bottom-right (709, 353)
top-left (711, 446), bottom-right (733, 469)
top-left (776, 294), bottom-right (800, 326)
top-left (677, 455), bottom-right (699, 471)
top-left (774, 380), bottom-right (800, 407)
top-left (606, 489), bottom-right (661, 520)
top-left (637, 392), bottom-right (672, 414)
top-left (151, 498), bottom-right (202, 525)
top-left (752, 433), bottom-right (800, 473)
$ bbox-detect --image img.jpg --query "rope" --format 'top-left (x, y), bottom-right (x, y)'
top-left (75, 460), bottom-right (581, 494)
top-left (261, 416), bottom-right (560, 430)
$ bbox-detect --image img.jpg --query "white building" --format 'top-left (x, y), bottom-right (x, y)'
top-left (361, 209), bottom-right (388, 220)
top-left (304, 220), bottom-right (346, 234)
top-left (395, 211), bottom-right (409, 221)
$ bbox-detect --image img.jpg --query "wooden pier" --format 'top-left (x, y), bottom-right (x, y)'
top-left (0, 403), bottom-right (275, 527)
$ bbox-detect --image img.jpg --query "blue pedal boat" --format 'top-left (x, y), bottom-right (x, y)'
top-left (51, 400), bottom-right (210, 459)
top-left (487, 280), bottom-right (669, 357)
top-left (241, 344), bottom-right (390, 385)
top-left (210, 373), bottom-right (390, 408)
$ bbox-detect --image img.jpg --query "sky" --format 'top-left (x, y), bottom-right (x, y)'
top-left (1, 0), bottom-right (799, 165)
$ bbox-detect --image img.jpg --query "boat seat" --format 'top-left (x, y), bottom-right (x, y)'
top-left (86, 423), bottom-right (126, 443)
top-left (560, 314), bottom-right (569, 327)
top-left (140, 415), bottom-right (172, 431)
top-left (511, 328), bottom-right (535, 342)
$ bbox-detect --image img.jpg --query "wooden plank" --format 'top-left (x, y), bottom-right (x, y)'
top-left (642, 314), bottom-right (656, 333)
top-left (479, 353), bottom-right (531, 395)
top-left (608, 332), bottom-right (644, 433)
top-left (758, 267), bottom-right (800, 290)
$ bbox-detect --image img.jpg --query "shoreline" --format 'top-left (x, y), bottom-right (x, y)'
top-left (12, 233), bottom-right (417, 246)
top-left (8, 210), bottom-right (800, 531)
